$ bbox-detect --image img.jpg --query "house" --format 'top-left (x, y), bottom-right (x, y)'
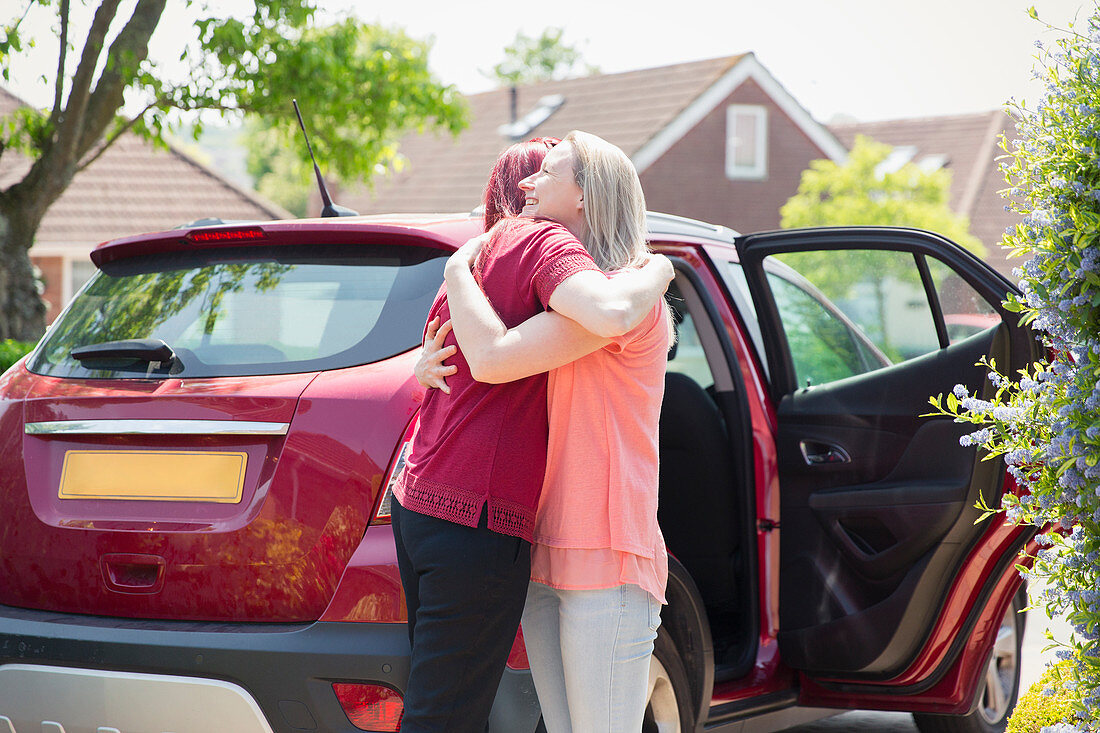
top-left (346, 58), bottom-right (1023, 282)
top-left (829, 110), bottom-right (1020, 279)
top-left (343, 54), bottom-right (848, 237)
top-left (0, 87), bottom-right (289, 324)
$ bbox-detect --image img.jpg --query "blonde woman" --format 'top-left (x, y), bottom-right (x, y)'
top-left (398, 135), bottom-right (671, 733)
top-left (421, 131), bottom-right (672, 732)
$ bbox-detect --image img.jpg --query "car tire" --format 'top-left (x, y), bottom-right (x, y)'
top-left (643, 626), bottom-right (696, 733)
top-left (912, 590), bottom-right (1025, 733)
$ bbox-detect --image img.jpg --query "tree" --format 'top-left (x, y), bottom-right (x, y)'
top-left (777, 135), bottom-right (987, 358)
top-left (487, 27), bottom-right (597, 86)
top-left (0, 2), bottom-right (466, 341)
top-left (244, 120), bottom-right (312, 218)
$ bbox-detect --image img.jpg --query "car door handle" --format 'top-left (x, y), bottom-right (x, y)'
top-left (800, 440), bottom-right (851, 466)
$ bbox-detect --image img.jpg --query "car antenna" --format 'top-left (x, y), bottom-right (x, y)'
top-left (293, 99), bottom-right (358, 218)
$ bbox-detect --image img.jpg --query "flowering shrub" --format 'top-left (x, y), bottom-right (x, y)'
top-left (1007, 661), bottom-right (1077, 733)
top-left (928, 6), bottom-right (1100, 730)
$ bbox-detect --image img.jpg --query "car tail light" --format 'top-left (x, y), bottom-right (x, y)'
top-left (372, 418), bottom-right (419, 526)
top-left (332, 683), bottom-right (403, 731)
top-left (506, 624), bottom-right (530, 670)
top-left (371, 441), bottom-right (408, 525)
top-left (185, 226), bottom-right (268, 243)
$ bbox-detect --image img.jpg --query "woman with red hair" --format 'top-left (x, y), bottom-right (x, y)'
top-left (392, 136), bottom-right (671, 733)
top-left (484, 137), bottom-right (562, 229)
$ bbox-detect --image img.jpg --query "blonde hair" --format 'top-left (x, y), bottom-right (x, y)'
top-left (563, 130), bottom-right (649, 271)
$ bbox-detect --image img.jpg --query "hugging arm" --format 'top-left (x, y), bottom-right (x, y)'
top-left (442, 238), bottom-right (610, 384)
top-left (545, 255), bottom-right (674, 338)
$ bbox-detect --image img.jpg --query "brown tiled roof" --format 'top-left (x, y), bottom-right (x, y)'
top-left (0, 86), bottom-right (288, 248)
top-left (829, 110), bottom-right (1020, 277)
top-left (343, 56), bottom-right (745, 215)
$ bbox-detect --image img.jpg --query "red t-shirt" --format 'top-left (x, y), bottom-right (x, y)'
top-left (394, 218), bottom-right (600, 541)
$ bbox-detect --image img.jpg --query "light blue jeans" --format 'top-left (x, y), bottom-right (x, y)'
top-left (521, 581), bottom-right (661, 733)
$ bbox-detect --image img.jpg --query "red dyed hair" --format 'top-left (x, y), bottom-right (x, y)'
top-left (481, 137), bottom-right (560, 231)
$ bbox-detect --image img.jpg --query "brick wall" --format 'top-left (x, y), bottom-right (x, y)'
top-left (640, 78), bottom-right (831, 235)
top-left (31, 255), bottom-right (64, 325)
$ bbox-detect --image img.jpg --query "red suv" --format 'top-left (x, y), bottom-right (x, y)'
top-left (0, 212), bottom-right (1040, 733)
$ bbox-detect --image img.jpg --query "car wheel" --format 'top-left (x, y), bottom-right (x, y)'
top-left (913, 591), bottom-right (1024, 733)
top-left (643, 627), bottom-right (695, 733)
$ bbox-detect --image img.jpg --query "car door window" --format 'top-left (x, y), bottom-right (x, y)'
top-left (765, 270), bottom-right (887, 388)
top-left (926, 257), bottom-right (1002, 342)
top-left (768, 249), bottom-right (942, 388)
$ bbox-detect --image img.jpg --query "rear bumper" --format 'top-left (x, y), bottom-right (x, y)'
top-left (0, 603), bottom-right (540, 733)
top-left (1, 664), bottom-right (277, 733)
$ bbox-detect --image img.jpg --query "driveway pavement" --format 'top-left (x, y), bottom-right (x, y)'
top-left (774, 580), bottom-right (1072, 732)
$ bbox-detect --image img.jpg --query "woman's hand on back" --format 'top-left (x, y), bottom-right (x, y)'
top-left (415, 317), bottom-right (458, 393)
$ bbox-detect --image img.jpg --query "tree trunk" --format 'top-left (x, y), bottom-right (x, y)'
top-left (0, 199), bottom-right (49, 341)
top-left (0, 0), bottom-right (167, 343)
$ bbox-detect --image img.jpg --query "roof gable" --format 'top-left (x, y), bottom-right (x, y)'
top-left (633, 54), bottom-right (847, 172)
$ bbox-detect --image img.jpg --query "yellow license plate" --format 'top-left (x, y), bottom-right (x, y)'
top-left (58, 450), bottom-right (248, 502)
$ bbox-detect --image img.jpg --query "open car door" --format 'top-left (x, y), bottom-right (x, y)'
top-left (732, 227), bottom-right (1041, 709)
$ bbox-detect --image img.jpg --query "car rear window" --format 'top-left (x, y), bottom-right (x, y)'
top-left (27, 243), bottom-right (448, 379)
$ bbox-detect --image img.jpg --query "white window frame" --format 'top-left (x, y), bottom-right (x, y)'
top-left (725, 104), bottom-right (768, 180)
top-left (66, 255), bottom-right (99, 304)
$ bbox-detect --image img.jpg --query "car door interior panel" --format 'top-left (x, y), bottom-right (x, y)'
top-left (775, 335), bottom-right (993, 675)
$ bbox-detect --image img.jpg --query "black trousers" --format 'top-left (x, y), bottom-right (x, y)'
top-left (391, 498), bottom-right (531, 733)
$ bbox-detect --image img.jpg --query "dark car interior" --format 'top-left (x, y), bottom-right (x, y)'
top-left (657, 275), bottom-right (758, 682)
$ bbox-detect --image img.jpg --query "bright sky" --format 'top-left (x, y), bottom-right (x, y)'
top-left (6, 0), bottom-right (1095, 124)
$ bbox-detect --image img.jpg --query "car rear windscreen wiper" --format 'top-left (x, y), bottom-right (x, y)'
top-left (71, 338), bottom-right (177, 368)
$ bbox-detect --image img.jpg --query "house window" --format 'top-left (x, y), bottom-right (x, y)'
top-left (726, 105), bottom-right (768, 180)
top-left (70, 258), bottom-right (98, 298)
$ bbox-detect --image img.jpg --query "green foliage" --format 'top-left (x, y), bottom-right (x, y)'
top-left (0, 1), bottom-right (49, 82)
top-left (236, 18), bottom-right (463, 215)
top-left (0, 1), bottom-right (468, 339)
top-left (488, 27), bottom-right (597, 86)
top-left (780, 135), bottom-right (985, 256)
top-left (1, 105), bottom-right (51, 157)
top-left (208, 17), bottom-right (467, 185)
top-left (1006, 661), bottom-right (1076, 732)
top-left (926, 7), bottom-right (1100, 731)
top-left (0, 339), bottom-right (36, 374)
top-left (0, 3), bottom-right (467, 192)
top-left (244, 122), bottom-right (310, 217)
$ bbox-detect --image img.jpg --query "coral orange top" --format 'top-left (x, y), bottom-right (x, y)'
top-left (529, 299), bottom-right (671, 604)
